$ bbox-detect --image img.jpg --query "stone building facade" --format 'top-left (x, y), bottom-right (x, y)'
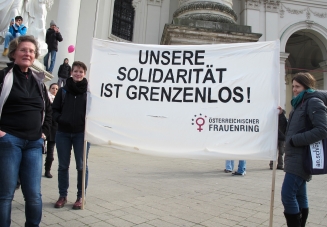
top-left (1, 0), bottom-right (325, 112)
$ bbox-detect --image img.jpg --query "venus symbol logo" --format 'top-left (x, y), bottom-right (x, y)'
top-left (192, 114), bottom-right (207, 132)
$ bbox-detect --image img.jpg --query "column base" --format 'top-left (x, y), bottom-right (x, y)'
top-left (161, 18), bottom-right (262, 45)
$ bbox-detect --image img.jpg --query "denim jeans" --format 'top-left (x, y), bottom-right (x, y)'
top-left (281, 172), bottom-right (308, 214)
top-left (225, 160), bottom-right (246, 173)
top-left (0, 133), bottom-right (43, 227)
top-left (55, 131), bottom-right (90, 198)
top-left (43, 50), bottom-right (57, 73)
top-left (4, 32), bottom-right (14, 48)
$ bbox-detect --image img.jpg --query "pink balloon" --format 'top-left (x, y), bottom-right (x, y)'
top-left (68, 45), bottom-right (75, 53)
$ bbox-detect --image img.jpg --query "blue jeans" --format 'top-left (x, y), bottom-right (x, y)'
top-left (4, 32), bottom-right (14, 48)
top-left (55, 131), bottom-right (90, 198)
top-left (281, 172), bottom-right (308, 214)
top-left (0, 133), bottom-right (43, 227)
top-left (43, 50), bottom-right (57, 73)
top-left (225, 160), bottom-right (246, 173)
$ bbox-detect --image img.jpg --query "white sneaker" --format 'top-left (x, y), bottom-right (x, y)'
top-left (232, 171), bottom-right (246, 176)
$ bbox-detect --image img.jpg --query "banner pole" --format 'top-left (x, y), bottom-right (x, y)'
top-left (269, 160), bottom-right (277, 227)
top-left (81, 140), bottom-right (87, 210)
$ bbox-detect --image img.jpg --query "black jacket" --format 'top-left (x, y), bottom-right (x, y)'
top-left (45, 28), bottom-right (63, 51)
top-left (278, 111), bottom-right (287, 141)
top-left (284, 91), bottom-right (327, 181)
top-left (58, 62), bottom-right (71, 79)
top-left (52, 78), bottom-right (87, 133)
top-left (48, 102), bottom-right (58, 142)
top-left (0, 63), bottom-right (52, 139)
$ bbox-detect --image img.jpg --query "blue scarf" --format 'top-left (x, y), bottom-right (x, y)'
top-left (291, 89), bottom-right (315, 109)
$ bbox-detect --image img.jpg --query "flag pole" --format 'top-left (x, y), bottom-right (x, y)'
top-left (81, 140), bottom-right (87, 209)
top-left (81, 0), bottom-right (100, 210)
top-left (269, 160), bottom-right (277, 227)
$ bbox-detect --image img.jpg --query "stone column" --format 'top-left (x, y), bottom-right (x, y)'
top-left (264, 0), bottom-right (280, 41)
top-left (319, 61), bottom-right (327, 90)
top-left (132, 0), bottom-right (147, 43)
top-left (132, 0), bottom-right (164, 44)
top-left (243, 0), bottom-right (261, 34)
top-left (53, 0), bottom-right (81, 81)
top-left (161, 0), bottom-right (261, 45)
top-left (175, 0), bottom-right (237, 24)
top-left (280, 52), bottom-right (290, 110)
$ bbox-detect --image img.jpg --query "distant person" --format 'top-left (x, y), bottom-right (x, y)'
top-left (2, 16), bottom-right (27, 56)
top-left (269, 110), bottom-right (287, 170)
top-left (281, 72), bottom-right (327, 226)
top-left (224, 160), bottom-right (246, 176)
top-left (57, 58), bottom-right (71, 88)
top-left (0, 35), bottom-right (51, 227)
top-left (44, 83), bottom-right (59, 178)
top-left (44, 20), bottom-right (63, 73)
top-left (52, 61), bottom-right (90, 210)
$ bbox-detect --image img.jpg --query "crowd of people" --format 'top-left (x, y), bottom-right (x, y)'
top-left (0, 15), bottom-right (327, 227)
top-left (0, 16), bottom-right (88, 227)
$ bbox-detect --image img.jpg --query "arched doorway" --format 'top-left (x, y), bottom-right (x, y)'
top-left (284, 31), bottom-right (325, 113)
top-left (280, 22), bottom-right (327, 114)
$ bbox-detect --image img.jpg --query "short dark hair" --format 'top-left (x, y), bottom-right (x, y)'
top-left (49, 83), bottom-right (58, 90)
top-left (15, 16), bottom-right (23, 21)
top-left (8, 35), bottom-right (40, 61)
top-left (72, 61), bottom-right (87, 72)
top-left (292, 72), bottom-right (316, 89)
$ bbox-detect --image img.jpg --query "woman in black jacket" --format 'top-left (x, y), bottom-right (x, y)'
top-left (44, 83), bottom-right (59, 178)
top-left (281, 72), bottom-right (327, 226)
top-left (0, 35), bottom-right (51, 227)
top-left (52, 61), bottom-right (90, 210)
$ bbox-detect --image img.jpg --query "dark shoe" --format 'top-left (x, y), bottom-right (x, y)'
top-left (224, 169), bottom-right (232, 173)
top-left (232, 171), bottom-right (246, 176)
top-left (44, 158), bottom-right (53, 178)
top-left (284, 212), bottom-right (301, 227)
top-left (15, 182), bottom-right (20, 190)
top-left (45, 170), bottom-right (53, 178)
top-left (72, 198), bottom-right (83, 210)
top-left (270, 166), bottom-right (273, 170)
top-left (277, 166), bottom-right (284, 170)
top-left (54, 197), bottom-right (67, 208)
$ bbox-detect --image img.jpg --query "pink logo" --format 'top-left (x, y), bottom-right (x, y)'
top-left (192, 114), bottom-right (207, 132)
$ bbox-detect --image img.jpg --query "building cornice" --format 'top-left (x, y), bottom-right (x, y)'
top-left (264, 0), bottom-right (280, 13)
top-left (148, 0), bottom-right (162, 6)
top-left (280, 3), bottom-right (327, 19)
top-left (281, 0), bottom-right (327, 7)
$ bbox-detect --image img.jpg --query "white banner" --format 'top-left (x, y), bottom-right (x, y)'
top-left (86, 38), bottom-right (280, 160)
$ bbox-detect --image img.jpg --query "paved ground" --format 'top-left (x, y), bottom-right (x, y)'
top-left (11, 145), bottom-right (327, 227)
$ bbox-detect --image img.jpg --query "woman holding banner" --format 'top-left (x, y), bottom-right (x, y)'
top-left (52, 61), bottom-right (90, 210)
top-left (281, 72), bottom-right (327, 226)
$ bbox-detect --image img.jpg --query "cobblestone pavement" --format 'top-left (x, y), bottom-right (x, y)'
top-left (11, 145), bottom-right (327, 227)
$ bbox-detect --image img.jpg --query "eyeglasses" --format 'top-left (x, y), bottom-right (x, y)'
top-left (18, 49), bottom-right (36, 55)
